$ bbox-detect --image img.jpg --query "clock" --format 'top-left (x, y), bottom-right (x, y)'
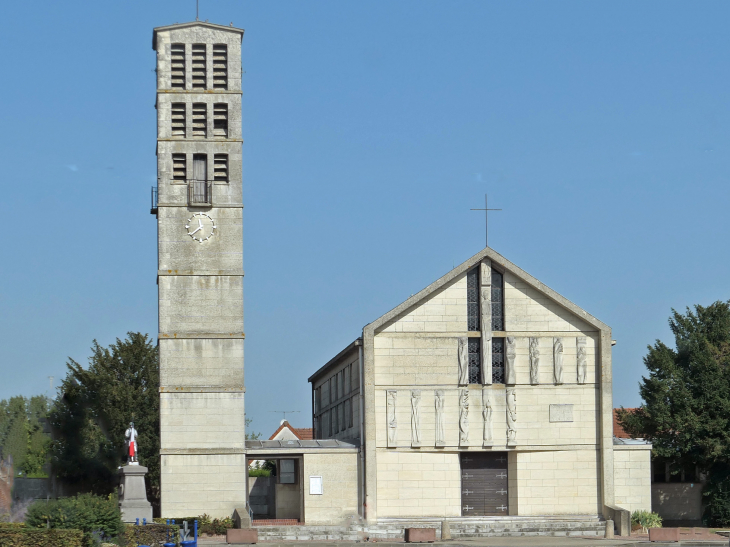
top-left (185, 213), bottom-right (216, 243)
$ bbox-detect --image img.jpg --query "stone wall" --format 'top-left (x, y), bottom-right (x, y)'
top-left (652, 482), bottom-right (702, 522)
top-left (302, 453), bottom-right (359, 525)
top-left (613, 445), bottom-right (652, 513)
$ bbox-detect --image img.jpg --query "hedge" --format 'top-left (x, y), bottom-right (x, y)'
top-left (121, 523), bottom-right (179, 547)
top-left (0, 528), bottom-right (84, 547)
top-left (153, 515), bottom-right (232, 536)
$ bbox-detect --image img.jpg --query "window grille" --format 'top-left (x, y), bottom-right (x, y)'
top-left (213, 103), bottom-right (228, 137)
top-left (467, 267), bottom-right (480, 331)
top-left (171, 103), bottom-right (186, 137)
top-left (192, 103), bottom-right (207, 137)
top-left (491, 268), bottom-right (504, 331)
top-left (213, 44), bottom-right (228, 89)
top-left (213, 154), bottom-right (228, 182)
top-left (172, 154), bottom-right (186, 181)
top-left (191, 44), bottom-right (206, 89)
top-left (468, 338), bottom-right (481, 384)
top-left (492, 338), bottom-right (505, 384)
top-left (170, 44), bottom-right (185, 89)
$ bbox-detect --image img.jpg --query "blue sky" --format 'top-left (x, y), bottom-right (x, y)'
top-left (0, 1), bottom-right (728, 437)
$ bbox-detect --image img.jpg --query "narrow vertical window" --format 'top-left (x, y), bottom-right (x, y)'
top-left (213, 154), bottom-right (228, 182)
top-left (213, 44), bottom-right (228, 89)
top-left (468, 338), bottom-right (481, 384)
top-left (348, 397), bottom-right (354, 428)
top-left (213, 104), bottom-right (228, 137)
top-left (170, 44), bottom-right (185, 89)
top-left (171, 103), bottom-right (186, 137)
top-left (172, 153), bottom-right (186, 181)
top-left (191, 44), bottom-right (206, 89)
top-left (492, 337), bottom-right (505, 384)
top-left (467, 268), bottom-right (480, 331)
top-left (491, 268), bottom-right (504, 330)
top-left (339, 403), bottom-right (345, 432)
top-left (192, 103), bottom-right (207, 137)
top-left (344, 365), bottom-right (351, 396)
top-left (332, 403), bottom-right (339, 434)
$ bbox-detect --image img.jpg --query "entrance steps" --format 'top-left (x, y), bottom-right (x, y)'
top-left (252, 516), bottom-right (606, 541)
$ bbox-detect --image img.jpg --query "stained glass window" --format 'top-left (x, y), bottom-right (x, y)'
top-left (467, 268), bottom-right (480, 331)
top-left (468, 338), bottom-right (481, 384)
top-left (491, 269), bottom-right (504, 331)
top-left (492, 338), bottom-right (505, 384)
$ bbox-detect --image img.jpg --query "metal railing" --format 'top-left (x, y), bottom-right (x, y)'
top-left (188, 179), bottom-right (213, 206)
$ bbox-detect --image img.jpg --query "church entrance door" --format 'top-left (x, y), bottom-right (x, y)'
top-left (460, 452), bottom-right (508, 516)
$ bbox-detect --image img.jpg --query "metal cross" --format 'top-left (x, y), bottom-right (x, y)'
top-left (470, 194), bottom-right (502, 248)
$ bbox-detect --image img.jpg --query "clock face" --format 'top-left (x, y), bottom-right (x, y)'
top-left (185, 213), bottom-right (216, 243)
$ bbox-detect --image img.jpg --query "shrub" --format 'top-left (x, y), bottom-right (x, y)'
top-left (703, 465), bottom-right (730, 526)
top-left (248, 468), bottom-right (270, 477)
top-left (631, 510), bottom-right (662, 532)
top-left (0, 528), bottom-right (84, 547)
top-left (200, 516), bottom-right (233, 535)
top-left (25, 493), bottom-right (123, 541)
top-left (120, 523), bottom-right (179, 547)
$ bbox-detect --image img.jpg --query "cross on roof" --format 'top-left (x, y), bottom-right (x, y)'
top-left (471, 194), bottom-right (502, 248)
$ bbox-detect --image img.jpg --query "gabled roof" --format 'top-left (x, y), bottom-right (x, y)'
top-left (613, 408), bottom-right (638, 439)
top-left (269, 421), bottom-right (314, 441)
top-left (365, 247), bottom-right (609, 334)
top-left (153, 21), bottom-right (244, 49)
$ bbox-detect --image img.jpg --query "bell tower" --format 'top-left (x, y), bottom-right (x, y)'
top-left (152, 22), bottom-right (246, 517)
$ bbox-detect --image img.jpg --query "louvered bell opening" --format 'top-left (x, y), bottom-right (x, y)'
top-left (214, 154), bottom-right (228, 182)
top-left (171, 103), bottom-right (186, 137)
top-left (212, 44), bottom-right (228, 89)
top-left (191, 44), bottom-right (206, 89)
top-left (172, 154), bottom-right (186, 181)
top-left (192, 103), bottom-right (207, 138)
top-left (213, 104), bottom-right (228, 137)
top-left (170, 44), bottom-right (185, 89)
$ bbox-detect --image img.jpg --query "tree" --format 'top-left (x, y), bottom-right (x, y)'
top-left (618, 301), bottom-right (730, 525)
top-left (49, 333), bottom-right (160, 510)
top-left (0, 396), bottom-right (50, 476)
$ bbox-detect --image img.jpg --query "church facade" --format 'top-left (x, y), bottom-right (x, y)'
top-left (310, 248), bottom-right (651, 522)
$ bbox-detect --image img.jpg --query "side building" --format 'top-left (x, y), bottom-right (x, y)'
top-left (309, 247), bottom-right (651, 526)
top-left (152, 22), bottom-right (247, 517)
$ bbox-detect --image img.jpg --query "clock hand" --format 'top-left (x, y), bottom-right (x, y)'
top-left (190, 226), bottom-right (202, 235)
top-left (198, 219), bottom-right (203, 229)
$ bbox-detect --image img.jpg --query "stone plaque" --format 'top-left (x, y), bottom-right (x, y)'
top-left (549, 404), bottom-right (573, 423)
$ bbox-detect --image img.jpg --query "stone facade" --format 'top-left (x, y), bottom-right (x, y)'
top-left (153, 22), bottom-right (246, 518)
top-left (310, 248), bottom-right (649, 523)
top-left (613, 444), bottom-right (652, 514)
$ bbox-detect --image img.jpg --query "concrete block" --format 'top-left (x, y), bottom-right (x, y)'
top-left (227, 528), bottom-right (258, 543)
top-left (405, 528), bottom-right (436, 542)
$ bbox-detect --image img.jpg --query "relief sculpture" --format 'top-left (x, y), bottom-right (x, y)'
top-left (577, 337), bottom-right (587, 384)
top-left (505, 336), bottom-right (517, 385)
top-left (411, 390), bottom-right (421, 447)
top-left (458, 337), bottom-right (469, 386)
top-left (506, 388), bottom-right (517, 445)
top-left (482, 388), bottom-right (493, 447)
top-left (480, 260), bottom-right (492, 385)
top-left (459, 389), bottom-right (469, 446)
top-left (529, 337), bottom-right (540, 385)
top-left (435, 390), bottom-right (445, 447)
top-left (386, 390), bottom-right (397, 447)
top-left (553, 337), bottom-right (564, 385)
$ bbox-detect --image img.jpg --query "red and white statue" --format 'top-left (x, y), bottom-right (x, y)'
top-left (125, 422), bottom-right (139, 464)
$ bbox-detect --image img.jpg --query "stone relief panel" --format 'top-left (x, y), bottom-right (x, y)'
top-left (506, 388), bottom-right (517, 445)
top-left (482, 388), bottom-right (493, 447)
top-left (505, 337), bottom-right (517, 385)
top-left (529, 337), bottom-right (540, 385)
top-left (410, 390), bottom-right (421, 447)
top-left (386, 390), bottom-right (397, 447)
top-left (576, 337), bottom-right (587, 384)
top-left (553, 337), bottom-right (564, 385)
top-left (434, 390), bottom-right (445, 447)
top-left (459, 389), bottom-right (469, 446)
top-left (480, 259), bottom-right (492, 385)
top-left (458, 337), bottom-right (469, 386)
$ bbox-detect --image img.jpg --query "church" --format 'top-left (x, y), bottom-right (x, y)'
top-left (149, 19), bottom-right (651, 535)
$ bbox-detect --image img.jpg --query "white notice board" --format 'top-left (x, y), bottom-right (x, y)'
top-left (309, 475), bottom-right (323, 495)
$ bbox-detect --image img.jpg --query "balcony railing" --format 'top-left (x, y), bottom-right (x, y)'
top-left (188, 179), bottom-right (213, 206)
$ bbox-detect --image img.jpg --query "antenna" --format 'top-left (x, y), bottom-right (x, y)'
top-left (48, 376), bottom-right (54, 395)
top-left (269, 410), bottom-right (300, 422)
top-left (196, 0), bottom-right (199, 21)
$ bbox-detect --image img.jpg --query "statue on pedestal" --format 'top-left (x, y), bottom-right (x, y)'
top-left (118, 422), bottom-right (152, 523)
top-left (125, 422), bottom-right (139, 464)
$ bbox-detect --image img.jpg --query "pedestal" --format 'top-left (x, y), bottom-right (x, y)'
top-left (118, 464), bottom-right (153, 523)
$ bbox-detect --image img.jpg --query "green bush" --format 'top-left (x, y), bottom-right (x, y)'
top-left (25, 493), bottom-right (123, 542)
top-left (0, 522), bottom-right (26, 528)
top-left (120, 523), bottom-right (179, 546)
top-left (0, 528), bottom-right (84, 547)
top-left (631, 510), bottom-right (662, 531)
top-left (248, 468), bottom-right (270, 477)
top-left (703, 466), bottom-right (730, 526)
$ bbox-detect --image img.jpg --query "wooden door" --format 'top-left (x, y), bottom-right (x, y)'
top-left (460, 452), bottom-right (508, 516)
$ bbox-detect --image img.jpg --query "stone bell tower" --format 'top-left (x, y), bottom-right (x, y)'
top-left (152, 22), bottom-right (246, 517)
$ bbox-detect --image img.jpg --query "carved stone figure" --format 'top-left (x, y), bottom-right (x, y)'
top-left (435, 390), bottom-right (445, 447)
top-left (482, 388), bottom-right (493, 446)
top-left (411, 390), bottom-right (421, 447)
top-left (125, 422), bottom-right (139, 464)
top-left (506, 388), bottom-right (517, 444)
top-left (529, 337), bottom-right (540, 385)
top-left (387, 390), bottom-right (397, 446)
top-left (577, 337), bottom-right (587, 384)
top-left (553, 337), bottom-right (564, 384)
top-left (458, 337), bottom-right (469, 385)
top-left (459, 389), bottom-right (469, 445)
top-left (481, 294), bottom-right (492, 385)
top-left (505, 337), bottom-right (517, 385)
top-left (480, 259), bottom-right (492, 287)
